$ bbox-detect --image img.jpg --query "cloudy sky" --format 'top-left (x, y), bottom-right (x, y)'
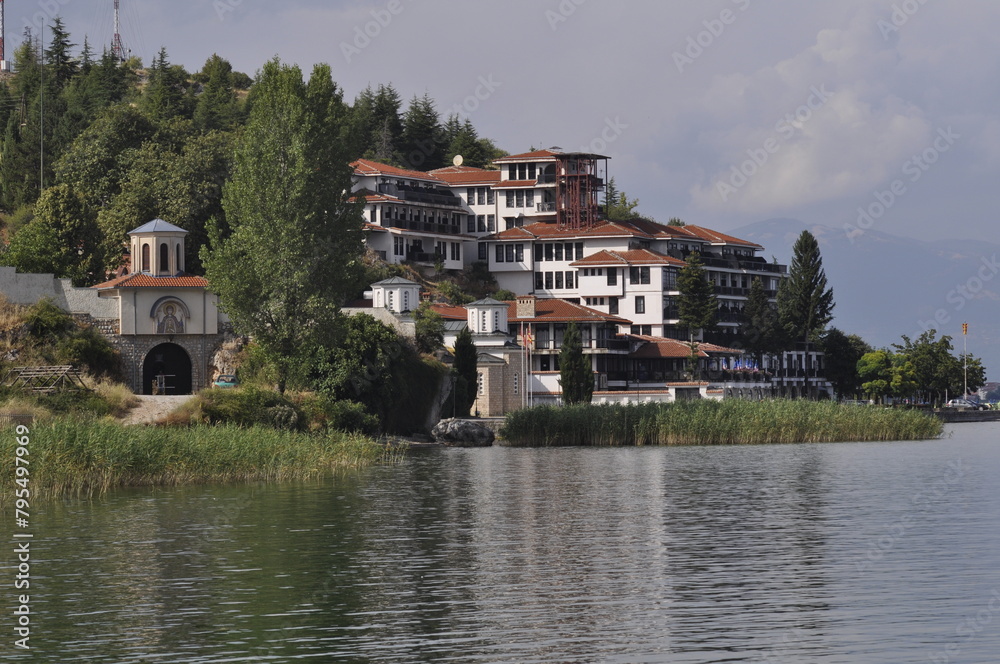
top-left (10, 0), bottom-right (999, 246)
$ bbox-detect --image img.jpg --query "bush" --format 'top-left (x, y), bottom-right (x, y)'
top-left (198, 387), bottom-right (296, 428)
top-left (24, 298), bottom-right (75, 340)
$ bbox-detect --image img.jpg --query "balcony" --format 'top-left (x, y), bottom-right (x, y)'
top-left (536, 201), bottom-right (557, 213)
top-left (377, 183), bottom-right (462, 207)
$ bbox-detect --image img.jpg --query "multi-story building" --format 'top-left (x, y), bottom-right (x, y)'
top-left (352, 159), bottom-right (469, 270)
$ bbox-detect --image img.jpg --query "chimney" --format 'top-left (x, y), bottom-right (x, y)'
top-left (516, 295), bottom-right (536, 319)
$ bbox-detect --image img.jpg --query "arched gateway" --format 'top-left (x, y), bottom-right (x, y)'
top-left (142, 343), bottom-right (193, 395)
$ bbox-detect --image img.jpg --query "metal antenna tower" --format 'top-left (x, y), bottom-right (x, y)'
top-left (111, 0), bottom-right (125, 62)
top-left (1, 0), bottom-right (7, 71)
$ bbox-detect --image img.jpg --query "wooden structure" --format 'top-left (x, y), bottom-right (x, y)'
top-left (2, 366), bottom-right (88, 393)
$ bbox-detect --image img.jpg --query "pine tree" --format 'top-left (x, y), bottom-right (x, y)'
top-left (202, 59), bottom-right (365, 393)
top-left (452, 327), bottom-right (478, 417)
top-left (740, 276), bottom-right (779, 363)
top-left (193, 54), bottom-right (240, 132)
top-left (560, 321), bottom-right (593, 404)
top-left (45, 18), bottom-right (79, 88)
top-left (399, 93), bottom-right (444, 170)
top-left (676, 252), bottom-right (718, 343)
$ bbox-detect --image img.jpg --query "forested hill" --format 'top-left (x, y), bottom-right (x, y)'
top-left (0, 20), bottom-right (505, 286)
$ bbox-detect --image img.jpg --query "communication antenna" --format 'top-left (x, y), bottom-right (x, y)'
top-left (0, 0), bottom-right (6, 71)
top-left (111, 0), bottom-right (125, 62)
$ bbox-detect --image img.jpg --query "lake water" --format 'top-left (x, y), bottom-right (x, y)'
top-left (4, 423), bottom-right (1000, 663)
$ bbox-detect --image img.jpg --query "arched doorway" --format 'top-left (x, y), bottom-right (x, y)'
top-left (142, 343), bottom-right (193, 395)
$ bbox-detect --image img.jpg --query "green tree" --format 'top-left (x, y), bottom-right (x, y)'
top-left (443, 116), bottom-right (488, 168)
top-left (2, 184), bottom-right (104, 285)
top-left (740, 276), bottom-right (780, 363)
top-left (778, 230), bottom-right (834, 396)
top-left (399, 93), bottom-right (444, 170)
top-left (777, 230), bottom-right (835, 344)
top-left (667, 217), bottom-right (686, 227)
top-left (821, 328), bottom-right (872, 400)
top-left (858, 350), bottom-right (894, 403)
top-left (141, 48), bottom-right (193, 123)
top-left (414, 300), bottom-right (444, 354)
top-left (559, 321), bottom-right (593, 404)
top-left (193, 54), bottom-right (241, 132)
top-left (452, 327), bottom-right (478, 417)
top-left (202, 58), bottom-right (365, 394)
top-left (677, 252), bottom-right (718, 343)
top-left (891, 330), bottom-right (984, 404)
top-left (44, 18), bottom-right (79, 88)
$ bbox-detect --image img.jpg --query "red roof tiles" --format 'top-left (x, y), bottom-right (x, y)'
top-left (94, 273), bottom-right (209, 289)
top-left (352, 159), bottom-right (443, 183)
top-left (570, 249), bottom-right (687, 268)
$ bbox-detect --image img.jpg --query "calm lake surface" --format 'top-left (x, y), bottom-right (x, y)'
top-left (4, 423), bottom-right (1000, 663)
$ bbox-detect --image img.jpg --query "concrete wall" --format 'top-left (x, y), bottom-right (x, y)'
top-left (0, 267), bottom-right (117, 317)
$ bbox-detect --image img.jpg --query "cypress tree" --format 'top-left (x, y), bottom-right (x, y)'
top-left (677, 252), bottom-right (718, 343)
top-left (560, 321), bottom-right (593, 404)
top-left (452, 327), bottom-right (478, 417)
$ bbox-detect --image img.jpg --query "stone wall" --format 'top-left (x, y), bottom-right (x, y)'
top-left (0, 267), bottom-right (117, 318)
top-left (108, 333), bottom-right (227, 394)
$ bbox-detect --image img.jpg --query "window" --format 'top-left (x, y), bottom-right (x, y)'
top-left (554, 244), bottom-right (563, 261)
top-left (159, 243), bottom-right (169, 273)
top-left (467, 188), bottom-right (475, 204)
top-left (535, 272), bottom-right (544, 290)
top-left (545, 272), bottom-right (553, 289)
top-left (528, 163), bottom-right (536, 180)
top-left (176, 244), bottom-right (182, 272)
top-left (451, 242), bottom-right (460, 261)
top-left (477, 188), bottom-right (486, 205)
top-left (555, 272), bottom-right (564, 289)
top-left (487, 215), bottom-right (496, 232)
top-left (487, 189), bottom-right (494, 205)
top-left (544, 243), bottom-right (554, 261)
top-left (506, 191), bottom-right (515, 208)
top-left (515, 244), bottom-right (524, 262)
top-left (609, 298), bottom-right (619, 315)
top-left (630, 267), bottom-right (650, 284)
top-left (526, 190), bottom-right (534, 208)
top-left (534, 244), bottom-right (543, 262)
top-left (575, 242), bottom-right (584, 259)
top-left (394, 237), bottom-right (405, 256)
top-left (515, 190), bottom-right (524, 207)
top-left (467, 215), bottom-right (475, 233)
top-left (477, 215), bottom-right (486, 232)
top-left (607, 269), bottom-right (617, 286)
top-left (496, 245), bottom-right (505, 263)
top-left (505, 245), bottom-right (515, 262)
top-left (635, 296), bottom-right (646, 314)
top-left (479, 243), bottom-right (488, 261)
top-left (517, 163), bottom-right (527, 180)
top-left (663, 269), bottom-right (677, 289)
top-left (565, 271), bottom-right (574, 289)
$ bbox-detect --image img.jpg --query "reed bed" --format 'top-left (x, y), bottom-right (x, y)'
top-left (0, 418), bottom-right (395, 501)
top-left (499, 400), bottom-right (943, 447)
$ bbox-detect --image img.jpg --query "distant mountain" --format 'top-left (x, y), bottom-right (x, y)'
top-left (731, 218), bottom-right (1000, 378)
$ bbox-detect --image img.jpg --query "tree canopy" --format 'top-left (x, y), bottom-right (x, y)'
top-left (677, 252), bottom-right (718, 342)
top-left (559, 321), bottom-right (593, 404)
top-left (201, 58), bottom-right (365, 393)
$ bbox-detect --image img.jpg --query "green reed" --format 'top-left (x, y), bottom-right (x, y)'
top-left (498, 400), bottom-right (943, 447)
top-left (0, 418), bottom-right (392, 500)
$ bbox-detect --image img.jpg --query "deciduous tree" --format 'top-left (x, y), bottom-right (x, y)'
top-left (202, 58), bottom-right (364, 393)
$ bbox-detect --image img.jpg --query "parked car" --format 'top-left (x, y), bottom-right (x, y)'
top-left (944, 398), bottom-right (987, 410)
top-left (213, 374), bottom-right (239, 388)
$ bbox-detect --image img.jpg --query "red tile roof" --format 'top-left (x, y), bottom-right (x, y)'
top-left (570, 249), bottom-right (687, 268)
top-left (488, 220), bottom-right (650, 241)
top-left (494, 180), bottom-right (540, 189)
top-left (94, 273), bottom-right (209, 289)
top-left (683, 225), bottom-right (763, 249)
top-left (627, 335), bottom-right (744, 360)
top-left (493, 149), bottom-right (563, 163)
top-left (351, 192), bottom-right (403, 204)
top-left (352, 159), bottom-right (443, 183)
top-left (507, 298), bottom-right (630, 325)
top-left (429, 303), bottom-right (469, 320)
top-left (428, 167), bottom-right (501, 185)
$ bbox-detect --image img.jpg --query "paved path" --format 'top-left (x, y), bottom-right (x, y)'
top-left (122, 395), bottom-right (193, 425)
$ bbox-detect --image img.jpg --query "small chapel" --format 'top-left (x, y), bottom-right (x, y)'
top-left (93, 219), bottom-right (226, 395)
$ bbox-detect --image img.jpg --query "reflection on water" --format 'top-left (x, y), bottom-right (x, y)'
top-left (2, 424), bottom-right (999, 663)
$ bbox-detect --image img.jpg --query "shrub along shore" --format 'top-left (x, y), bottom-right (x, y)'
top-left (499, 400), bottom-right (944, 447)
top-left (0, 418), bottom-right (394, 501)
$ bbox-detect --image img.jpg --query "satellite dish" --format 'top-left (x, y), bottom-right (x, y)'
top-left (453, 154), bottom-right (464, 167)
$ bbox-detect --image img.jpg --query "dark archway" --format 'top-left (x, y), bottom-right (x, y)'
top-left (142, 343), bottom-right (193, 395)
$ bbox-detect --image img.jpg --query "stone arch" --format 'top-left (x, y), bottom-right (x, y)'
top-left (142, 343), bottom-right (193, 395)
